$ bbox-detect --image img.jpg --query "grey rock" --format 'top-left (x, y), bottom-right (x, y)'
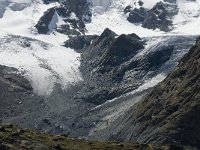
top-left (142, 2), bottom-right (178, 31)
top-left (64, 35), bottom-right (98, 52)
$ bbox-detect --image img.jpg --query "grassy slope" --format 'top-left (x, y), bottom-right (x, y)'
top-left (0, 122), bottom-right (193, 150)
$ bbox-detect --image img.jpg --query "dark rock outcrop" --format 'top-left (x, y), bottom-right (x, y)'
top-left (0, 65), bottom-right (32, 92)
top-left (69, 29), bottom-right (194, 106)
top-left (142, 2), bottom-right (178, 32)
top-left (127, 7), bottom-right (147, 23)
top-left (130, 36), bottom-right (200, 148)
top-left (36, 0), bottom-right (91, 35)
top-left (125, 1), bottom-right (178, 32)
top-left (64, 35), bottom-right (98, 52)
top-left (91, 36), bottom-right (200, 149)
top-left (35, 7), bottom-right (57, 34)
top-left (75, 29), bottom-right (146, 105)
top-left (43, 0), bottom-right (59, 4)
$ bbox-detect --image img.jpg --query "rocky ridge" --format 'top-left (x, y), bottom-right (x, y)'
top-left (87, 36), bottom-right (200, 149)
top-left (64, 29), bottom-right (196, 105)
top-left (36, 0), bottom-right (91, 35)
top-left (125, 0), bottom-right (178, 31)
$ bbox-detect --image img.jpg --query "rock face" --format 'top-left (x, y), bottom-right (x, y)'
top-left (127, 7), bottom-right (147, 24)
top-left (125, 0), bottom-right (178, 32)
top-left (35, 7), bottom-right (57, 34)
top-left (129, 36), bottom-right (200, 148)
top-left (71, 29), bottom-right (148, 105)
top-left (36, 0), bottom-right (91, 35)
top-left (89, 36), bottom-right (200, 149)
top-left (0, 30), bottom-right (196, 139)
top-left (64, 29), bottom-right (196, 108)
top-left (64, 35), bottom-right (98, 51)
top-left (142, 1), bottom-right (178, 32)
top-left (0, 65), bottom-right (45, 124)
top-left (0, 65), bottom-right (33, 92)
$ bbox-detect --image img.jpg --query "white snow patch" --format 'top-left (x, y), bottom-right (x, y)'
top-left (136, 74), bottom-right (165, 92)
top-left (172, 0), bottom-right (200, 35)
top-left (86, 3), bottom-right (164, 37)
top-left (0, 0), bottom-right (82, 95)
top-left (87, 0), bottom-right (200, 36)
top-left (69, 12), bottom-right (78, 20)
top-left (94, 73), bottom-right (165, 110)
top-left (0, 36), bottom-right (82, 95)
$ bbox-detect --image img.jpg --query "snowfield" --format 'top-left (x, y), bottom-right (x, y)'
top-left (0, 0), bottom-right (82, 95)
top-left (86, 0), bottom-right (165, 36)
top-left (86, 0), bottom-right (200, 36)
top-left (1, 0), bottom-right (200, 96)
top-left (0, 35), bottom-right (82, 95)
top-left (0, 0), bottom-right (200, 137)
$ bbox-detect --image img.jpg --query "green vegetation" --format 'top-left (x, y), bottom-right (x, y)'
top-left (0, 123), bottom-right (192, 150)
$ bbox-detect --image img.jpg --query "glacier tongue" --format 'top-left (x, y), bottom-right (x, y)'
top-left (0, 35), bottom-right (82, 96)
top-left (0, 0), bottom-right (82, 96)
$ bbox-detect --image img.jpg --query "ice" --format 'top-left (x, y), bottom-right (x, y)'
top-left (1, 0), bottom-right (200, 96)
top-left (88, 0), bottom-right (113, 14)
top-left (48, 11), bottom-right (58, 33)
top-left (0, 1), bottom-right (82, 95)
top-left (86, 0), bottom-right (164, 37)
top-left (0, 36), bottom-right (82, 95)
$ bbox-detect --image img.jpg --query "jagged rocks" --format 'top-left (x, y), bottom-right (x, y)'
top-left (42, 0), bottom-right (59, 4)
top-left (35, 6), bottom-right (86, 35)
top-left (142, 2), bottom-right (178, 32)
top-left (36, 0), bottom-right (91, 35)
top-left (70, 29), bottom-right (146, 104)
top-left (67, 29), bottom-right (183, 105)
top-left (88, 36), bottom-right (200, 149)
top-left (127, 7), bottom-right (147, 23)
top-left (35, 7), bottom-right (57, 34)
top-left (125, 1), bottom-right (178, 32)
top-left (64, 35), bottom-right (98, 51)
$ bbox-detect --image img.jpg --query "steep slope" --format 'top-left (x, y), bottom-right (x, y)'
top-left (88, 36), bottom-right (200, 149)
top-left (63, 30), bottom-right (196, 138)
top-left (129, 36), bottom-right (200, 147)
top-left (66, 29), bottom-right (196, 105)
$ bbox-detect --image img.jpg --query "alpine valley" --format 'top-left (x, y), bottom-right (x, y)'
top-left (0, 0), bottom-right (200, 149)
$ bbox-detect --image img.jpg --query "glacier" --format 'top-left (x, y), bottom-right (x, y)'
top-left (0, 0), bottom-right (82, 95)
top-left (0, 0), bottom-right (200, 138)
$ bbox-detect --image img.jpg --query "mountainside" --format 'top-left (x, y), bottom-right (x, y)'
top-left (1, 0), bottom-right (200, 149)
top-left (87, 36), bottom-right (200, 149)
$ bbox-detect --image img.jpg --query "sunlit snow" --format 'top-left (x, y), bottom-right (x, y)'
top-left (87, 0), bottom-right (200, 36)
top-left (0, 0), bottom-right (82, 95)
top-left (1, 0), bottom-right (200, 96)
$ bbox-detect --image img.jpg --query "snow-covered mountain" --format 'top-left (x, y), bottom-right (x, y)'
top-left (86, 0), bottom-right (200, 35)
top-left (0, 0), bottom-right (199, 95)
top-left (0, 0), bottom-right (200, 147)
